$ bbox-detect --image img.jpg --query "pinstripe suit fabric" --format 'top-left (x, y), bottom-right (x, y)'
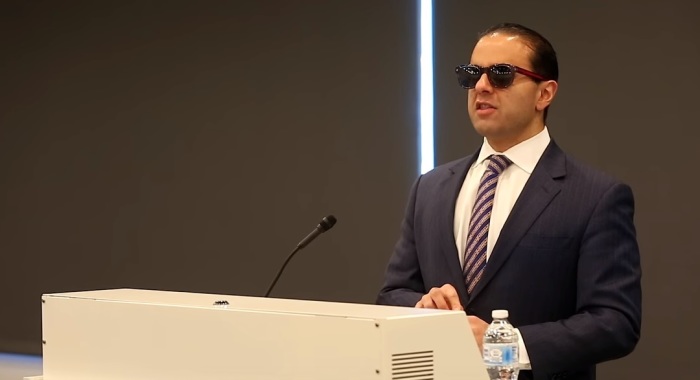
top-left (377, 141), bottom-right (641, 380)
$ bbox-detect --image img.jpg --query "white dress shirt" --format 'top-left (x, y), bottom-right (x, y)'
top-left (454, 127), bottom-right (551, 368)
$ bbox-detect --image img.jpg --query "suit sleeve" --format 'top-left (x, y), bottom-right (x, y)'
top-left (376, 175), bottom-right (427, 307)
top-left (519, 182), bottom-right (642, 375)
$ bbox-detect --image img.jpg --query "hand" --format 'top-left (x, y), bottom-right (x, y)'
top-left (415, 284), bottom-right (463, 311)
top-left (467, 315), bottom-right (489, 352)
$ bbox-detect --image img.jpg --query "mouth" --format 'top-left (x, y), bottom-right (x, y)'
top-left (475, 101), bottom-right (496, 110)
top-left (475, 101), bottom-right (497, 115)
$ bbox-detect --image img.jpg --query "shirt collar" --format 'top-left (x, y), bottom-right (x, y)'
top-left (475, 127), bottom-right (551, 174)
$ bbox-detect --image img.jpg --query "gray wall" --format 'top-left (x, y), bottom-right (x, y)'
top-left (2, 1), bottom-right (699, 379)
top-left (0, 0), bottom-right (417, 351)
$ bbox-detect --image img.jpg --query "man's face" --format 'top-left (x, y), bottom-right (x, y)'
top-left (467, 33), bottom-right (546, 151)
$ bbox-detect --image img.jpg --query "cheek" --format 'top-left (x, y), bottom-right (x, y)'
top-left (522, 87), bottom-right (541, 107)
top-left (466, 92), bottom-right (476, 115)
top-left (509, 92), bottom-right (537, 114)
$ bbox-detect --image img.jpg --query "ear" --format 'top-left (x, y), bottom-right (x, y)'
top-left (536, 80), bottom-right (558, 111)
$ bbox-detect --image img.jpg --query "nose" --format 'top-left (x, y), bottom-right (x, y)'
top-left (473, 73), bottom-right (493, 93)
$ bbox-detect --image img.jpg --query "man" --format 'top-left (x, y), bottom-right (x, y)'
top-left (377, 23), bottom-right (641, 380)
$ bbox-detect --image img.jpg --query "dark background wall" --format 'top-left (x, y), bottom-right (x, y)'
top-left (1, 1), bottom-right (698, 379)
top-left (0, 0), bottom-right (417, 351)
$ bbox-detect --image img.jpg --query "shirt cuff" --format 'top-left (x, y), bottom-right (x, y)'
top-left (514, 328), bottom-right (532, 370)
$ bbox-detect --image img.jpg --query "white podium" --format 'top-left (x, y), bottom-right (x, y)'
top-left (39, 289), bottom-right (487, 380)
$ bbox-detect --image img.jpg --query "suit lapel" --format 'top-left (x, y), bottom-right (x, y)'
top-left (437, 152), bottom-right (479, 304)
top-left (467, 141), bottom-right (567, 302)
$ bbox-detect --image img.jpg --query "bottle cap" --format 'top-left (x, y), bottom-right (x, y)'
top-left (492, 309), bottom-right (509, 319)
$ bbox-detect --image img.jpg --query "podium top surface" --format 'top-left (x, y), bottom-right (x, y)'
top-left (43, 288), bottom-right (461, 320)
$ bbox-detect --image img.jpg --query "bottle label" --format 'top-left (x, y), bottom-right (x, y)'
top-left (483, 343), bottom-right (518, 366)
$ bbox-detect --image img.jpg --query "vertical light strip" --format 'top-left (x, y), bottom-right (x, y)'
top-left (419, 0), bottom-right (434, 174)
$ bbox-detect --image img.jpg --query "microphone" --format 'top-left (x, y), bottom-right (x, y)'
top-left (264, 215), bottom-right (337, 297)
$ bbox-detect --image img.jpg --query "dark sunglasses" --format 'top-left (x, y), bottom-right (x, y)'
top-left (455, 63), bottom-right (548, 89)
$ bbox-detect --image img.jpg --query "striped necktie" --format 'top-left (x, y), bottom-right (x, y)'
top-left (463, 154), bottom-right (513, 294)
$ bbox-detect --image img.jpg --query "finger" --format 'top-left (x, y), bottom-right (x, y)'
top-left (467, 315), bottom-right (488, 347)
top-left (468, 315), bottom-right (488, 324)
top-left (423, 294), bottom-right (438, 309)
top-left (440, 284), bottom-right (463, 310)
top-left (467, 315), bottom-right (486, 326)
top-left (428, 287), bottom-right (451, 310)
top-left (416, 294), bottom-right (437, 309)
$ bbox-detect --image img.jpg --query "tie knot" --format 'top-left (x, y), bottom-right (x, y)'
top-left (486, 155), bottom-right (512, 175)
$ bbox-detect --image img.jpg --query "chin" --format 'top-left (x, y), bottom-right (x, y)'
top-left (471, 121), bottom-right (498, 137)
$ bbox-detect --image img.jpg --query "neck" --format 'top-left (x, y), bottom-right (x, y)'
top-left (487, 122), bottom-right (545, 152)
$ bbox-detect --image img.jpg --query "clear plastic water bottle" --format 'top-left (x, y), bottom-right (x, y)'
top-left (483, 309), bottom-right (519, 380)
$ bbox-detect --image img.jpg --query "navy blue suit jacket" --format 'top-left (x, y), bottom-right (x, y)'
top-left (377, 141), bottom-right (641, 380)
